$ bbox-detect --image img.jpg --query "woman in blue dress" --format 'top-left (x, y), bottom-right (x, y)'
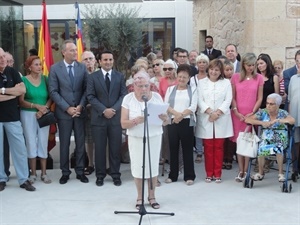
top-left (245, 93), bottom-right (295, 182)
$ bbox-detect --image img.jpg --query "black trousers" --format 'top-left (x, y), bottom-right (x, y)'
top-left (167, 119), bottom-right (196, 181)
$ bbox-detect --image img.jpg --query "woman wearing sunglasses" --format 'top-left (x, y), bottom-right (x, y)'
top-left (158, 59), bottom-right (178, 172)
top-left (158, 59), bottom-right (178, 100)
top-left (150, 59), bottom-right (164, 89)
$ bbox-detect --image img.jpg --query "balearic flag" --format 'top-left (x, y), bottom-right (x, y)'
top-left (38, 0), bottom-right (54, 75)
top-left (75, 2), bottom-right (84, 61)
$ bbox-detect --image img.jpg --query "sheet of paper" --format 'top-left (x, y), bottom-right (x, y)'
top-left (147, 102), bottom-right (169, 125)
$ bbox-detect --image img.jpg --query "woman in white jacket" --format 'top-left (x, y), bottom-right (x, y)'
top-left (195, 59), bottom-right (233, 183)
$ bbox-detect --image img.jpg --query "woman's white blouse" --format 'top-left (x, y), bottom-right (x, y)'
top-left (122, 92), bottom-right (163, 137)
top-left (195, 77), bottom-right (233, 139)
top-left (164, 85), bottom-right (198, 119)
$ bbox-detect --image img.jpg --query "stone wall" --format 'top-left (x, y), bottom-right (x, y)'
top-left (193, 0), bottom-right (300, 69)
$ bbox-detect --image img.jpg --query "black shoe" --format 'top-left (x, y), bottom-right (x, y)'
top-left (0, 182), bottom-right (6, 191)
top-left (76, 174), bottom-right (89, 183)
top-left (59, 175), bottom-right (69, 184)
top-left (96, 178), bottom-right (104, 186)
top-left (113, 178), bottom-right (122, 186)
top-left (84, 166), bottom-right (95, 175)
top-left (20, 180), bottom-right (36, 191)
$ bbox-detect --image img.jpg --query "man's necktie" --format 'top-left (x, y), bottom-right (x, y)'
top-left (105, 73), bottom-right (110, 92)
top-left (208, 50), bottom-right (211, 55)
top-left (68, 65), bottom-right (74, 87)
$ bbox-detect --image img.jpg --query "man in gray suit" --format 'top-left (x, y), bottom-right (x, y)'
top-left (87, 50), bottom-right (127, 187)
top-left (283, 50), bottom-right (300, 94)
top-left (225, 44), bottom-right (240, 73)
top-left (49, 40), bottom-right (89, 184)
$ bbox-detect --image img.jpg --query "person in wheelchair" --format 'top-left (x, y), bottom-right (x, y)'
top-left (245, 93), bottom-right (295, 182)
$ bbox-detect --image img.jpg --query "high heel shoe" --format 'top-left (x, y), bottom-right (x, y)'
top-left (135, 199), bottom-right (142, 210)
top-left (148, 197), bottom-right (160, 209)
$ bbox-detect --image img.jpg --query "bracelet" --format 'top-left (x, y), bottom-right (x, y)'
top-left (30, 103), bottom-right (33, 108)
top-left (1, 87), bottom-right (5, 95)
top-left (232, 107), bottom-right (237, 111)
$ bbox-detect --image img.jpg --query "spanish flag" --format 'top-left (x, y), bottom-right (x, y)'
top-left (38, 0), bottom-right (53, 75)
top-left (75, 2), bottom-right (84, 61)
top-left (38, 1), bottom-right (56, 152)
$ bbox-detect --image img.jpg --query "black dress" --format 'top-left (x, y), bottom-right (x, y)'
top-left (261, 75), bottom-right (274, 108)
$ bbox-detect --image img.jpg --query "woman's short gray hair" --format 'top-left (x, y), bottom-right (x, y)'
top-left (267, 93), bottom-right (282, 106)
top-left (196, 53), bottom-right (209, 64)
top-left (133, 71), bottom-right (150, 85)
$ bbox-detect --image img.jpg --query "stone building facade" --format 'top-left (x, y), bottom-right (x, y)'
top-left (192, 0), bottom-right (300, 69)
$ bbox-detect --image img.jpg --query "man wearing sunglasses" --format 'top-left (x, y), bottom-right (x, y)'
top-left (0, 47), bottom-right (36, 192)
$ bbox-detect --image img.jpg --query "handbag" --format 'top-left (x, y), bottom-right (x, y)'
top-left (236, 125), bottom-right (260, 158)
top-left (37, 111), bottom-right (57, 128)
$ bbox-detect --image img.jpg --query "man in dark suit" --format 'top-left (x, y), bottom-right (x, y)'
top-left (225, 44), bottom-right (241, 73)
top-left (87, 50), bottom-right (127, 187)
top-left (201, 35), bottom-right (222, 60)
top-left (49, 40), bottom-right (89, 184)
top-left (283, 50), bottom-right (300, 94)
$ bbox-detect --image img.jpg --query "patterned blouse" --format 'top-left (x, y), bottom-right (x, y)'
top-left (256, 109), bottom-right (289, 156)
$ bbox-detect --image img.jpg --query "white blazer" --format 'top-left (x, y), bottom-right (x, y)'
top-left (195, 77), bottom-right (233, 139)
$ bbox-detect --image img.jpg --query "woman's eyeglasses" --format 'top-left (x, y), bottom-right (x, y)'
top-left (163, 68), bottom-right (174, 71)
top-left (83, 57), bottom-right (94, 61)
top-left (152, 63), bottom-right (161, 68)
top-left (266, 102), bottom-right (276, 106)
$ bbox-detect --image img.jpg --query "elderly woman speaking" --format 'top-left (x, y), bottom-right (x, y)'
top-left (245, 93), bottom-right (295, 182)
top-left (121, 71), bottom-right (168, 210)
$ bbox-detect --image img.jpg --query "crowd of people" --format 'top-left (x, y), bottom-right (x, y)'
top-left (0, 36), bottom-right (300, 210)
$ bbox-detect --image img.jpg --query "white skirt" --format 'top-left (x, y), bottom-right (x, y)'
top-left (128, 135), bottom-right (161, 179)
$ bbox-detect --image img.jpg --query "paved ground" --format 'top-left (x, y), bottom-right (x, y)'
top-left (0, 157), bottom-right (299, 225)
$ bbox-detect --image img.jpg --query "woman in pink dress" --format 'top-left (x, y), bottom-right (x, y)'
top-left (231, 53), bottom-right (264, 182)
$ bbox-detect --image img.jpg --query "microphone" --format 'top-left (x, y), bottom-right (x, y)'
top-left (142, 95), bottom-right (148, 102)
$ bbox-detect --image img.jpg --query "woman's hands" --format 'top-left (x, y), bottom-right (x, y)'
top-left (158, 113), bottom-right (168, 123)
top-left (132, 116), bottom-right (144, 126)
top-left (262, 119), bottom-right (282, 128)
top-left (172, 112), bottom-right (184, 124)
top-left (35, 104), bottom-right (49, 119)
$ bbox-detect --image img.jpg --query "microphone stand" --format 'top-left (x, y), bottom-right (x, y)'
top-left (114, 96), bottom-right (175, 225)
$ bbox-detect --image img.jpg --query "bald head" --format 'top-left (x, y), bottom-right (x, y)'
top-left (5, 52), bottom-right (14, 67)
top-left (81, 51), bottom-right (96, 73)
top-left (0, 48), bottom-right (8, 71)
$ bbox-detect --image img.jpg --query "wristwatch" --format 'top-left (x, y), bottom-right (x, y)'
top-left (1, 87), bottom-right (5, 95)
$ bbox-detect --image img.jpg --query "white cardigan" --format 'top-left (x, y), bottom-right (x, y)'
top-left (195, 77), bottom-right (233, 139)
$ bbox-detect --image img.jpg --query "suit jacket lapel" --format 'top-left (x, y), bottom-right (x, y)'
top-left (109, 70), bottom-right (116, 94)
top-left (73, 62), bottom-right (80, 89)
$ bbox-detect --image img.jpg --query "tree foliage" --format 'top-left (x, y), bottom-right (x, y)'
top-left (83, 4), bottom-right (144, 74)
